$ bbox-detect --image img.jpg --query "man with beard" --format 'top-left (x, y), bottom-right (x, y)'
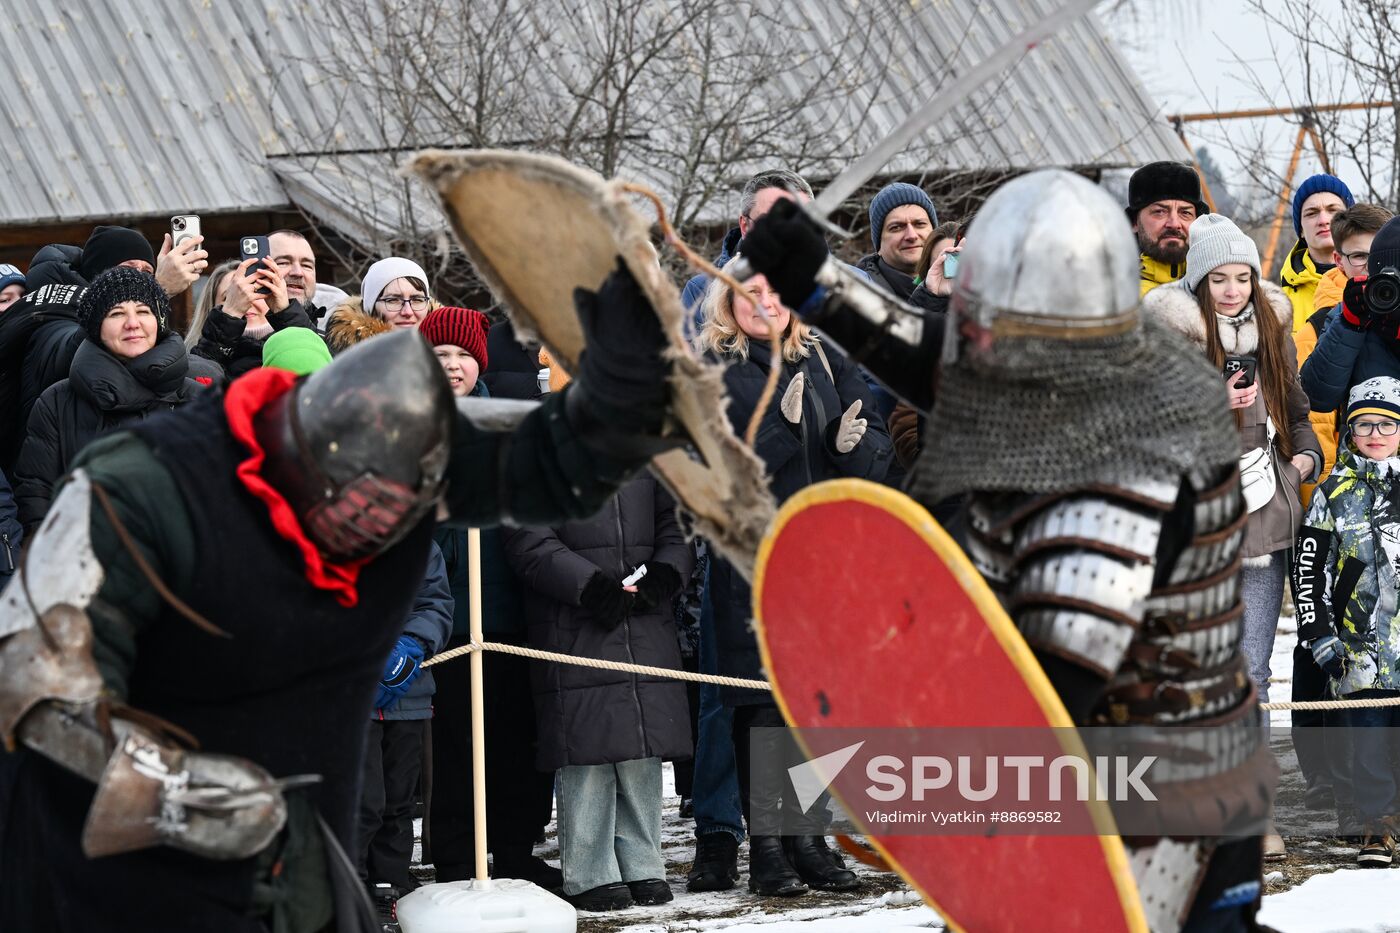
top-left (0, 263), bottom-right (678, 933)
top-left (1126, 161), bottom-right (1208, 296)
top-left (737, 170), bottom-right (1275, 932)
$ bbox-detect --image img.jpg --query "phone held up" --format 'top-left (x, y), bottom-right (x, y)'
top-left (170, 214), bottom-right (201, 249)
top-left (240, 235), bottom-right (272, 296)
top-left (1223, 355), bottom-right (1257, 389)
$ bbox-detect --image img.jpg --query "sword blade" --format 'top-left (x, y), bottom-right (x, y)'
top-left (810, 0), bottom-right (1102, 219)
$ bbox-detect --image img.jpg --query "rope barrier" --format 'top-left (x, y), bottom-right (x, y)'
top-left (426, 639), bottom-right (1400, 711)
top-left (422, 639), bottom-right (771, 691)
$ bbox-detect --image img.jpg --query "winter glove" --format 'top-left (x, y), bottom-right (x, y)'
top-left (580, 571), bottom-right (635, 630)
top-left (826, 399), bottom-right (868, 454)
top-left (568, 259), bottom-right (670, 441)
top-left (633, 562), bottom-right (684, 611)
top-left (374, 635), bottom-right (426, 711)
top-left (738, 198), bottom-right (829, 312)
top-left (780, 371), bottom-right (806, 424)
top-left (1341, 277), bottom-right (1371, 329)
top-left (1311, 635), bottom-right (1346, 680)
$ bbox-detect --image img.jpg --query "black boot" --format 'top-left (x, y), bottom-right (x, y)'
top-left (747, 836), bottom-right (808, 897)
top-left (687, 832), bottom-right (740, 892)
top-left (785, 835), bottom-right (860, 891)
top-left (493, 846), bottom-right (564, 891)
top-left (567, 882), bottom-right (633, 911)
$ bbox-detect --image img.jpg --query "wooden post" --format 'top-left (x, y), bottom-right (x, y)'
top-left (468, 527), bottom-right (491, 889)
top-left (1262, 124), bottom-right (1309, 277)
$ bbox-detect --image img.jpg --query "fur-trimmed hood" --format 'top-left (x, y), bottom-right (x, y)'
top-left (323, 298), bottom-right (392, 355)
top-left (1141, 278), bottom-right (1292, 356)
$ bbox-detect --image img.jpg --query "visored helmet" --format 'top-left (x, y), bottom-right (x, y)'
top-left (255, 329), bottom-right (452, 561)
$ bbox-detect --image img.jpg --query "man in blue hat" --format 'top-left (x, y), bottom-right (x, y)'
top-left (1283, 173), bottom-right (1355, 331)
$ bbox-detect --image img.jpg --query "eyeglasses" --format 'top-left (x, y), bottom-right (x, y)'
top-left (377, 295), bottom-right (429, 312)
top-left (1339, 250), bottom-right (1370, 266)
top-left (1352, 420), bottom-right (1399, 436)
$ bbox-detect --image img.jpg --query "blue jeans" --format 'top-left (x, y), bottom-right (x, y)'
top-left (1340, 692), bottom-right (1400, 825)
top-left (556, 758), bottom-right (663, 895)
top-left (692, 579), bottom-right (746, 841)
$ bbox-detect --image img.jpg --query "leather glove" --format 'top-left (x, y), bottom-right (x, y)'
top-left (570, 259), bottom-right (669, 433)
top-left (1311, 635), bottom-right (1346, 680)
top-left (633, 562), bottom-right (683, 611)
top-left (780, 371), bottom-right (806, 424)
top-left (738, 198), bottom-right (829, 311)
top-left (375, 635), bottom-right (426, 711)
top-left (1341, 277), bottom-right (1371, 329)
top-left (826, 399), bottom-right (868, 454)
top-left (580, 571), bottom-right (635, 629)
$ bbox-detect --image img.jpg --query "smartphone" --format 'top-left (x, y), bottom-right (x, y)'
top-left (171, 214), bottom-right (201, 249)
top-left (1223, 355), bottom-right (1257, 389)
top-left (942, 252), bottom-right (959, 280)
top-left (240, 235), bottom-right (271, 295)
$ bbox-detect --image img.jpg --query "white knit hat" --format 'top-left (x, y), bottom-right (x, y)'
top-left (361, 257), bottom-right (431, 316)
top-left (1183, 214), bottom-right (1261, 291)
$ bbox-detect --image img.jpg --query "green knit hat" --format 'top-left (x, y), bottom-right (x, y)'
top-left (262, 327), bottom-right (332, 376)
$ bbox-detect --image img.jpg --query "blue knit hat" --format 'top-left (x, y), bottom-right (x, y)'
top-left (869, 182), bottom-right (936, 248)
top-left (1292, 174), bottom-right (1354, 236)
top-left (0, 264), bottom-right (23, 293)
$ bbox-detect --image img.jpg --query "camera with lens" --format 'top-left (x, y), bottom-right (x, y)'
top-left (1367, 267), bottom-right (1400, 318)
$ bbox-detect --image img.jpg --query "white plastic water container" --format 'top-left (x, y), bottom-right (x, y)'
top-left (396, 879), bottom-right (576, 933)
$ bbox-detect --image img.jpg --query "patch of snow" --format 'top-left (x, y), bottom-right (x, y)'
top-left (1257, 867), bottom-right (1400, 932)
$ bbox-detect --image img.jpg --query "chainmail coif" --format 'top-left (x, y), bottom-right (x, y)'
top-left (912, 316), bottom-right (1241, 505)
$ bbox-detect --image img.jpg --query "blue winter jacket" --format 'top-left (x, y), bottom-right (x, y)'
top-left (376, 541), bottom-right (454, 720)
top-left (1299, 305), bottom-right (1400, 413)
top-left (0, 468), bottom-right (20, 592)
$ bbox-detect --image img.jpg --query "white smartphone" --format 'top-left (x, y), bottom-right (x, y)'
top-left (171, 214), bottom-right (201, 249)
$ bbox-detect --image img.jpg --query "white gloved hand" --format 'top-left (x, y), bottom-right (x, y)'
top-left (780, 371), bottom-right (805, 424)
top-left (832, 399), bottom-right (867, 453)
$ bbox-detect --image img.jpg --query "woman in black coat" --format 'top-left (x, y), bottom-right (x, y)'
top-left (14, 268), bottom-right (201, 532)
top-left (192, 254), bottom-right (317, 380)
top-left (503, 464), bottom-right (694, 912)
top-left (693, 262), bottom-right (891, 896)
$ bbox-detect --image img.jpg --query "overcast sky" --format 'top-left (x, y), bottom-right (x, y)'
top-left (1101, 0), bottom-right (1390, 208)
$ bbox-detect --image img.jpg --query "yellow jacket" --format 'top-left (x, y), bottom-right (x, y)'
top-left (1294, 301), bottom-right (1340, 508)
top-left (1280, 238), bottom-right (1328, 333)
top-left (1313, 266), bottom-right (1347, 314)
top-left (1139, 254), bottom-right (1184, 297)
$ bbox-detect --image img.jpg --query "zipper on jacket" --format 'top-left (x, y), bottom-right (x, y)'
top-left (614, 497), bottom-right (648, 754)
top-left (1, 533), bottom-right (11, 573)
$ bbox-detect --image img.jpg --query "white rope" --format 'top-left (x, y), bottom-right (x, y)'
top-left (422, 639), bottom-right (771, 691)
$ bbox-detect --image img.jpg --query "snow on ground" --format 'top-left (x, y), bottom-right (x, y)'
top-left (1258, 869), bottom-right (1400, 933)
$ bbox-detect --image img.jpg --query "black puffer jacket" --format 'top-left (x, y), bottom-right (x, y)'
top-left (502, 475), bottom-right (695, 770)
top-left (192, 301), bottom-right (318, 381)
top-left (707, 336), bottom-right (891, 704)
top-left (14, 333), bottom-right (199, 531)
top-left (0, 267), bottom-right (88, 472)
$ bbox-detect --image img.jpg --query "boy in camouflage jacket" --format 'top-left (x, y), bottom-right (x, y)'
top-left (1295, 375), bottom-right (1400, 867)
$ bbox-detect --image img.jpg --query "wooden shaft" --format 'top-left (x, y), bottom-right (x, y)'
top-left (1263, 124), bottom-right (1309, 276)
top-left (1305, 124), bottom-right (1332, 176)
top-left (1168, 100), bottom-right (1392, 123)
top-left (468, 527), bottom-right (490, 887)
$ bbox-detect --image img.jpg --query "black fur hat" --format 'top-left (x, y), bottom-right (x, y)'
top-left (1125, 161), bottom-right (1207, 221)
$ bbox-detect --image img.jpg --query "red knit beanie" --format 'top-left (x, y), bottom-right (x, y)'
top-left (419, 307), bottom-right (489, 371)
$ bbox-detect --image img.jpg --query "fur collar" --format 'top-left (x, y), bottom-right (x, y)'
top-left (1141, 279), bottom-right (1292, 355)
top-left (324, 299), bottom-right (392, 355)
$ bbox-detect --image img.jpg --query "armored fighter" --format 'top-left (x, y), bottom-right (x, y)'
top-left (0, 266), bottom-right (672, 932)
top-left (739, 169), bottom-right (1277, 933)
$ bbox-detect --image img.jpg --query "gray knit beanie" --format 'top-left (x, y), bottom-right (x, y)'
top-left (868, 182), bottom-right (937, 248)
top-left (1183, 214), bottom-right (1261, 291)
